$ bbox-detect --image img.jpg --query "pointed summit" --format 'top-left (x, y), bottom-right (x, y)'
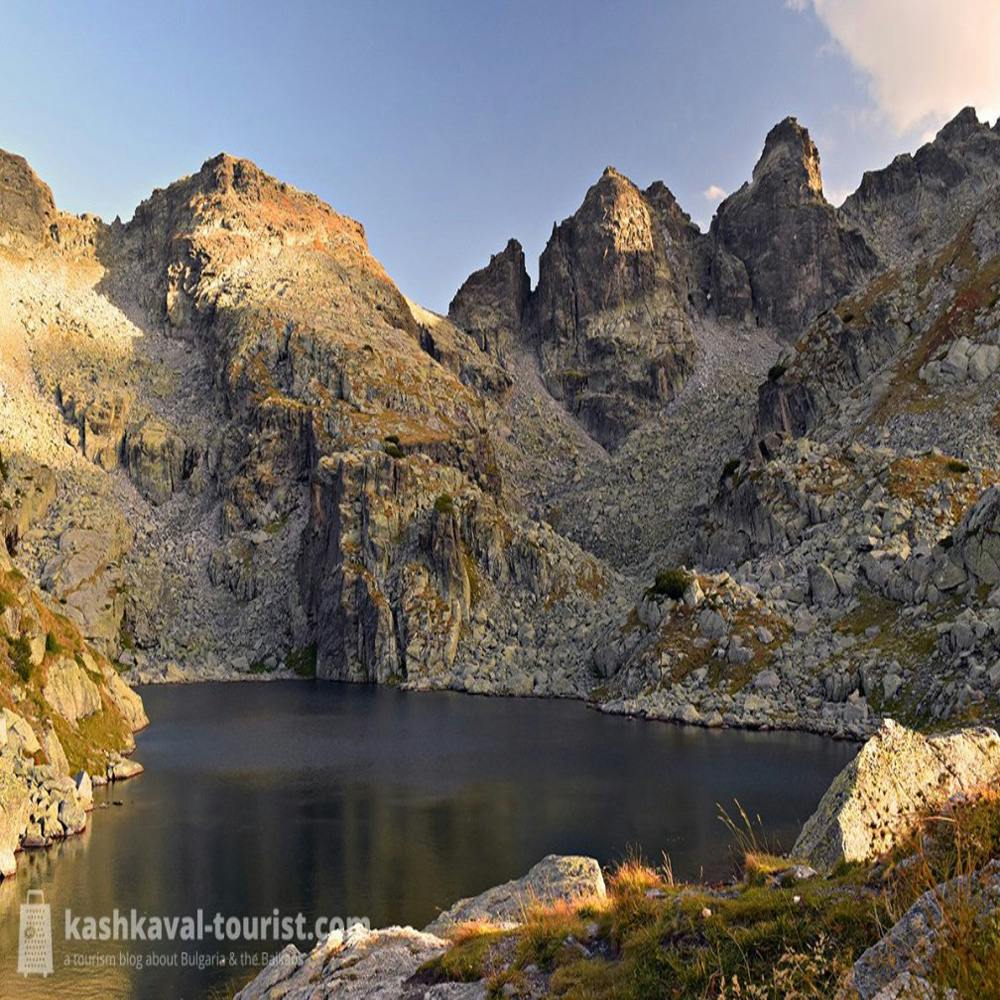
top-left (752, 117), bottom-right (824, 197)
top-left (0, 147), bottom-right (57, 244)
top-left (936, 106), bottom-right (982, 144)
top-left (448, 237), bottom-right (530, 351)
top-left (709, 118), bottom-right (877, 337)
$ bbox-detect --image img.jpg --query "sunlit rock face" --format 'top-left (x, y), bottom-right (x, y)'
top-left (524, 167), bottom-right (698, 448)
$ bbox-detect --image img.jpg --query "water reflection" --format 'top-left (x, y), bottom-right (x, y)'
top-left (0, 682), bottom-right (856, 998)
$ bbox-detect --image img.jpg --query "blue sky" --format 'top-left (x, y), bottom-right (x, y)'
top-left (2, 1), bottom-right (997, 310)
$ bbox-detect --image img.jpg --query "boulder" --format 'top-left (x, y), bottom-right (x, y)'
top-left (2, 709), bottom-right (40, 755)
top-left (0, 752), bottom-right (30, 876)
top-left (74, 770), bottom-right (94, 811)
top-left (234, 924), bottom-right (451, 1000)
top-left (43, 658), bottom-right (103, 724)
top-left (107, 756), bottom-right (144, 782)
top-left (850, 860), bottom-right (1000, 998)
top-left (424, 855), bottom-right (606, 936)
top-left (792, 721), bottom-right (1000, 871)
top-left (40, 725), bottom-right (70, 776)
top-left (808, 562), bottom-right (839, 606)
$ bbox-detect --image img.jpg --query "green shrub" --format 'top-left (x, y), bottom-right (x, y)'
top-left (45, 631), bottom-right (62, 656)
top-left (10, 635), bottom-right (32, 682)
top-left (383, 442), bottom-right (405, 459)
top-left (287, 643), bottom-right (317, 678)
top-left (946, 459), bottom-right (970, 475)
top-left (768, 363), bottom-right (787, 382)
top-left (648, 568), bottom-right (693, 600)
top-left (434, 493), bottom-right (455, 515)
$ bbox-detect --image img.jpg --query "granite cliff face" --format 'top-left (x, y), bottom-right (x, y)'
top-left (524, 168), bottom-right (699, 447)
top-left (841, 106), bottom-right (1000, 265)
top-left (2, 106), bottom-right (1000, 742)
top-left (708, 117), bottom-right (878, 338)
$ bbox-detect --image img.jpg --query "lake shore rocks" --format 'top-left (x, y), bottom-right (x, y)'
top-left (234, 719), bottom-right (1000, 998)
top-left (793, 720), bottom-right (1000, 872)
top-left (424, 855), bottom-right (606, 936)
top-left (237, 855), bottom-right (605, 1000)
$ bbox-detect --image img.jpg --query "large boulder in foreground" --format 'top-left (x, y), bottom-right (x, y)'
top-left (793, 721), bottom-right (1000, 871)
top-left (424, 854), bottom-right (607, 935)
top-left (234, 925), bottom-right (459, 1000)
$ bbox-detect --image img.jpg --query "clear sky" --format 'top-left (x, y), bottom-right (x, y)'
top-left (2, 1), bottom-right (998, 310)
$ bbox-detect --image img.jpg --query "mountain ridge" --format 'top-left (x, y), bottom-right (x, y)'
top-left (2, 104), bottom-right (1000, 747)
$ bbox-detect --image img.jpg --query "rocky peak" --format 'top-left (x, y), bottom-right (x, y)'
top-left (708, 118), bottom-right (877, 339)
top-left (531, 166), bottom-right (660, 331)
top-left (521, 167), bottom-right (697, 447)
top-left (840, 106), bottom-right (1000, 263)
top-left (936, 105), bottom-right (984, 144)
top-left (448, 237), bottom-right (530, 352)
top-left (0, 147), bottom-right (57, 244)
top-left (751, 116), bottom-right (824, 197)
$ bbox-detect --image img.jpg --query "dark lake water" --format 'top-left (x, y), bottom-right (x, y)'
top-left (0, 681), bottom-right (856, 998)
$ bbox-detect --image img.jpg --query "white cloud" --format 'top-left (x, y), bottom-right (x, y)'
top-left (702, 184), bottom-right (727, 202)
top-left (792, 0), bottom-right (1000, 134)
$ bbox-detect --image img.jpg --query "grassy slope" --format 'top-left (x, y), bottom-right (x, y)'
top-left (419, 795), bottom-right (1000, 999)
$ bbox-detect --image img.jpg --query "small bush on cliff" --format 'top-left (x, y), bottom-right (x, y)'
top-left (287, 643), bottom-right (317, 678)
top-left (10, 635), bottom-right (33, 682)
top-left (45, 631), bottom-right (62, 656)
top-left (768, 363), bottom-right (787, 382)
top-left (434, 493), bottom-right (456, 515)
top-left (647, 568), bottom-right (692, 601)
top-left (721, 458), bottom-right (741, 483)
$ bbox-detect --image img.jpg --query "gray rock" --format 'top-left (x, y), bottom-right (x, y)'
top-left (424, 855), bottom-right (606, 936)
top-left (793, 721), bottom-right (1000, 871)
top-left (752, 669), bottom-right (781, 691)
top-left (0, 752), bottom-right (30, 877)
top-left (851, 860), bottom-right (1000, 998)
top-left (808, 562), bottom-right (839, 606)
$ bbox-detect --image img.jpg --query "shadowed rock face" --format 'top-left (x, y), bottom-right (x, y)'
top-left (448, 237), bottom-right (530, 353)
top-left (524, 167), bottom-right (698, 448)
top-left (708, 117), bottom-right (879, 340)
top-left (0, 148), bottom-right (56, 244)
top-left (841, 106), bottom-right (1000, 264)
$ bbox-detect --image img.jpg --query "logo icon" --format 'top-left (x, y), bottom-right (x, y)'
top-left (18, 890), bottom-right (53, 977)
